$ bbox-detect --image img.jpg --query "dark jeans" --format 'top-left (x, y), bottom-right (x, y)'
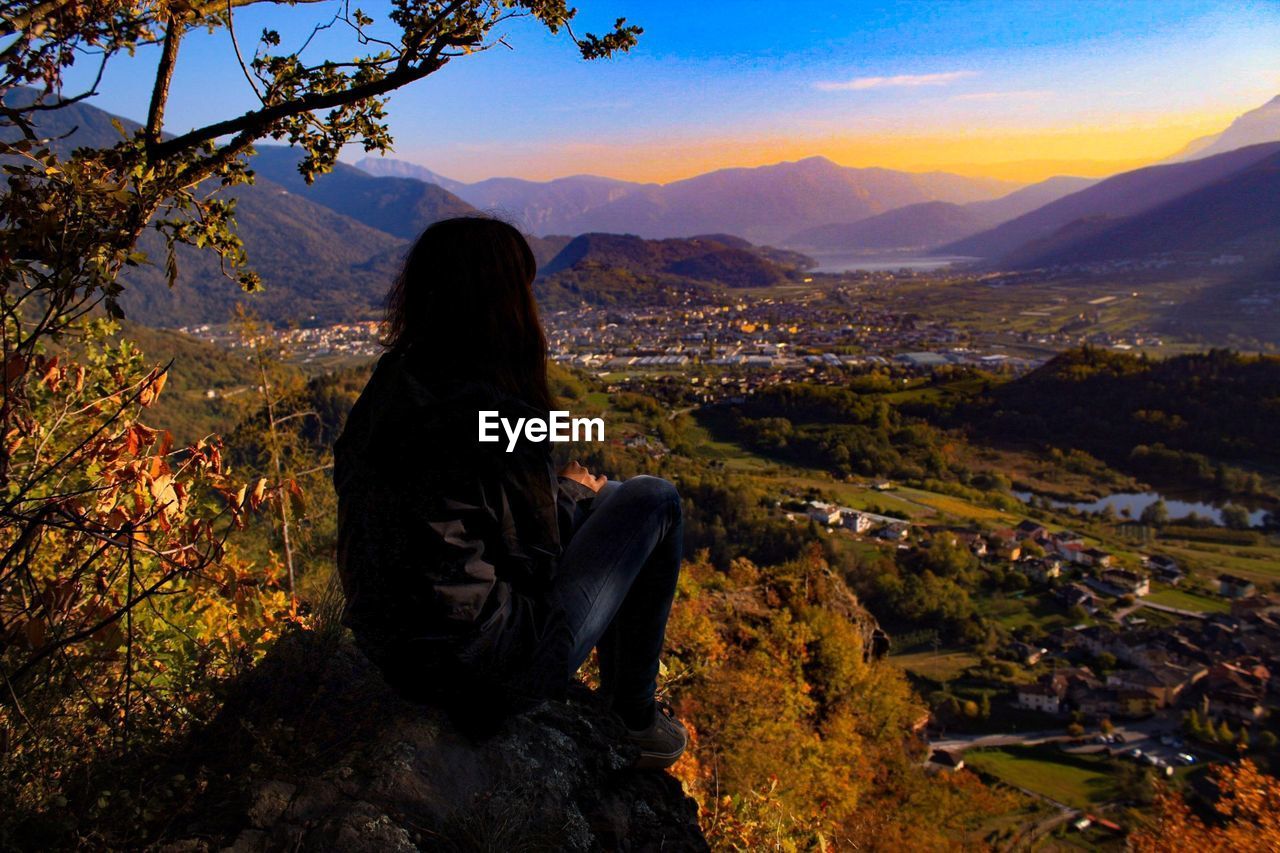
top-left (546, 475), bottom-right (683, 721)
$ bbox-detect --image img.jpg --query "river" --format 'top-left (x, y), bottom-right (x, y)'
top-left (807, 253), bottom-right (978, 273)
top-left (1012, 490), bottom-right (1269, 528)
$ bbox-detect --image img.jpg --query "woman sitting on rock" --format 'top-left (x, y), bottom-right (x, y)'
top-left (334, 217), bottom-right (688, 769)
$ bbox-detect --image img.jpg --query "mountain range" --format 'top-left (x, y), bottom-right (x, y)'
top-left (358, 154), bottom-right (1020, 243)
top-left (784, 176), bottom-right (1099, 252)
top-left (998, 147), bottom-right (1280, 270)
top-left (942, 141), bottom-right (1280, 264)
top-left (6, 88), bottom-right (1280, 325)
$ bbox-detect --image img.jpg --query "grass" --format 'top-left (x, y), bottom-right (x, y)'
top-left (1145, 587), bottom-right (1231, 614)
top-left (890, 648), bottom-right (980, 681)
top-left (895, 486), bottom-right (1016, 524)
top-left (1160, 540), bottom-right (1280, 584)
top-left (964, 745), bottom-right (1119, 810)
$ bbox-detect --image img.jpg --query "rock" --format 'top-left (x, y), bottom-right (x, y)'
top-left (165, 630), bottom-right (707, 852)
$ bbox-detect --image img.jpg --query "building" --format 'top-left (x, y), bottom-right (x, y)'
top-left (1019, 558), bottom-right (1062, 583)
top-left (1100, 569), bottom-right (1151, 597)
top-left (1219, 574), bottom-right (1257, 600)
top-left (806, 501), bottom-right (842, 526)
top-left (1016, 682), bottom-right (1063, 714)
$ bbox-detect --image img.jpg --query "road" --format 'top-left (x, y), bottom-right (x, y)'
top-left (930, 716), bottom-right (1171, 753)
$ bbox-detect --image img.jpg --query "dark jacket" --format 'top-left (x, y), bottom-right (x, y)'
top-left (333, 350), bottom-right (593, 712)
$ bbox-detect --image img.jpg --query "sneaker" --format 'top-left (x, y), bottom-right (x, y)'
top-left (622, 701), bottom-right (688, 769)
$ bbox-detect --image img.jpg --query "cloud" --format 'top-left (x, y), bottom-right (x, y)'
top-left (815, 70), bottom-right (977, 92)
top-left (950, 89), bottom-right (1054, 102)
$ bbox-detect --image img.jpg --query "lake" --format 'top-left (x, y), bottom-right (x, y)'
top-left (808, 253), bottom-right (978, 273)
top-left (1012, 490), bottom-right (1269, 528)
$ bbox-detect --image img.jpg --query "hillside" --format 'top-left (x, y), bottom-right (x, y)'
top-left (536, 233), bottom-right (808, 308)
top-left (250, 147), bottom-right (476, 240)
top-left (5, 91), bottom-right (409, 327)
top-left (943, 142), bottom-right (1280, 261)
top-left (1002, 150), bottom-right (1280, 269)
top-left (119, 181), bottom-right (404, 326)
top-left (966, 347), bottom-right (1280, 491)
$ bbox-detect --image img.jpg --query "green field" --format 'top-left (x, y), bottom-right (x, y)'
top-left (965, 746), bottom-right (1118, 810)
top-left (1145, 587), bottom-right (1231, 614)
top-left (890, 648), bottom-right (980, 681)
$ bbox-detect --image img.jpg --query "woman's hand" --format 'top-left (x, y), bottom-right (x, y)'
top-left (559, 460), bottom-right (607, 493)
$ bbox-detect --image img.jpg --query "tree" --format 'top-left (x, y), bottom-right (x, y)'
top-left (1220, 503), bottom-right (1252, 531)
top-left (1141, 499), bottom-right (1169, 526)
top-left (1131, 759), bottom-right (1280, 851)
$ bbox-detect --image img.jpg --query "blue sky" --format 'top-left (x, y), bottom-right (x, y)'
top-left (64, 0), bottom-right (1280, 182)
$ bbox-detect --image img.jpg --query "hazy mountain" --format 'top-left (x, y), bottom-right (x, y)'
top-left (942, 142), bottom-right (1280, 261)
top-left (455, 174), bottom-right (653, 234)
top-left (251, 147), bottom-right (476, 240)
top-left (965, 175), bottom-right (1099, 223)
top-left (785, 202), bottom-right (993, 252)
top-left (354, 153), bottom-right (1019, 243)
top-left (562, 157), bottom-right (1018, 244)
top-left (1002, 149), bottom-right (1280, 270)
top-left (782, 175), bottom-right (1096, 252)
top-left (355, 157), bottom-right (651, 234)
top-left (352, 156), bottom-right (467, 192)
top-left (1166, 95), bottom-right (1280, 163)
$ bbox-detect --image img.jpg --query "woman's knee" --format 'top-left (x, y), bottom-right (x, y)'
top-left (619, 475), bottom-right (681, 516)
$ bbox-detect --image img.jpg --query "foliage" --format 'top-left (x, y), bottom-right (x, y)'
top-left (963, 347), bottom-right (1280, 501)
top-left (0, 321), bottom-right (293, 827)
top-left (1131, 759), bottom-right (1280, 851)
top-left (664, 547), bottom-right (1017, 848)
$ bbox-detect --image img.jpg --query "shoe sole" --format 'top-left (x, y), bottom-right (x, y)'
top-left (632, 736), bottom-right (689, 770)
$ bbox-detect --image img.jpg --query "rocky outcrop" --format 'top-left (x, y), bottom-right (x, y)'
top-left (161, 630), bottom-right (707, 852)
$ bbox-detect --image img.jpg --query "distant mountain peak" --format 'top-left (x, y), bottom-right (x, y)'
top-left (1166, 94), bottom-right (1280, 163)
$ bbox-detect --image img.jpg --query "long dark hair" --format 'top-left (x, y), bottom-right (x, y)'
top-left (384, 217), bottom-right (552, 411)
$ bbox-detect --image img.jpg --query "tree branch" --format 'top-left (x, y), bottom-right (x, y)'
top-left (146, 15), bottom-right (183, 150)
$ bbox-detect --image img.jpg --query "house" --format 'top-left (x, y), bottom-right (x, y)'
top-left (1101, 568), bottom-right (1150, 597)
top-left (989, 528), bottom-right (1022, 560)
top-left (1145, 554), bottom-right (1184, 585)
top-left (1057, 583), bottom-right (1099, 614)
top-left (1007, 641), bottom-right (1047, 665)
top-left (1015, 520), bottom-right (1048, 542)
top-left (1015, 682), bottom-right (1063, 714)
top-left (1083, 548), bottom-right (1116, 569)
top-left (952, 530), bottom-right (988, 557)
top-left (1056, 541), bottom-right (1088, 565)
top-left (1052, 530), bottom-right (1086, 548)
top-left (1116, 689), bottom-right (1161, 718)
top-left (1218, 574), bottom-right (1257, 600)
top-left (806, 501), bottom-right (842, 526)
top-left (843, 511), bottom-right (875, 534)
top-left (1019, 558), bottom-right (1061, 583)
top-left (877, 523), bottom-right (910, 542)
